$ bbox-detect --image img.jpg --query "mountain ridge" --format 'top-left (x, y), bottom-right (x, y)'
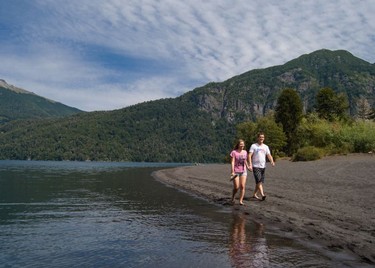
top-left (184, 49), bottom-right (374, 122)
top-left (0, 79), bottom-right (83, 123)
top-left (0, 48), bottom-right (374, 162)
top-left (0, 79), bottom-right (37, 95)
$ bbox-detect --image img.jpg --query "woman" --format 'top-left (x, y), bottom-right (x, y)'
top-left (230, 139), bottom-right (249, 205)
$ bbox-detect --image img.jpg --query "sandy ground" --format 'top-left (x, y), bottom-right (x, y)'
top-left (153, 154), bottom-right (375, 265)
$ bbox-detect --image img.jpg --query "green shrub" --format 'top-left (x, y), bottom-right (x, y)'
top-left (292, 146), bottom-right (325, 161)
top-left (340, 120), bottom-right (375, 153)
top-left (325, 142), bottom-right (352, 155)
top-left (298, 115), bottom-right (333, 148)
top-left (297, 116), bottom-right (375, 155)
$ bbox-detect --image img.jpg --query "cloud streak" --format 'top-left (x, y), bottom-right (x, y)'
top-left (0, 0), bottom-right (374, 111)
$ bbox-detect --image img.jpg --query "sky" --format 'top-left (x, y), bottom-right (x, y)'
top-left (0, 0), bottom-right (374, 111)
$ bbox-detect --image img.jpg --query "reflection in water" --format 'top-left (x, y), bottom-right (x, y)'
top-left (229, 212), bottom-right (269, 268)
top-left (1, 161), bottom-right (362, 267)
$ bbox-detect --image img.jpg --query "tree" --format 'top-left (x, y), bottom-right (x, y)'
top-left (235, 113), bottom-right (286, 158)
top-left (275, 88), bottom-right (303, 155)
top-left (356, 97), bottom-right (372, 120)
top-left (369, 108), bottom-right (375, 121)
top-left (335, 93), bottom-right (350, 121)
top-left (235, 121), bottom-right (257, 148)
top-left (255, 114), bottom-right (287, 157)
top-left (316, 87), bottom-right (349, 121)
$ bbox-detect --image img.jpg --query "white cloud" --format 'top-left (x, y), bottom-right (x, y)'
top-left (0, 0), bottom-right (374, 111)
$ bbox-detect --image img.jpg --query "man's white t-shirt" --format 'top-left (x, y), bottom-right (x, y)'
top-left (249, 143), bottom-right (270, 168)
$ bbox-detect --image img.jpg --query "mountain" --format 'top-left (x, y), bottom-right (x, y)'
top-left (0, 79), bottom-right (83, 123)
top-left (0, 49), bottom-right (374, 162)
top-left (187, 49), bottom-right (375, 122)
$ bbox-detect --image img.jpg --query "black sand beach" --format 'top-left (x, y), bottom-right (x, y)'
top-left (153, 154), bottom-right (375, 265)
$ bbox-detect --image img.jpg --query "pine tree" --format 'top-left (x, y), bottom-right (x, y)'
top-left (316, 87), bottom-right (349, 121)
top-left (275, 88), bottom-right (303, 155)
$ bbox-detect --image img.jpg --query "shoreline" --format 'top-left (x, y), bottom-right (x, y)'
top-left (152, 154), bottom-right (375, 265)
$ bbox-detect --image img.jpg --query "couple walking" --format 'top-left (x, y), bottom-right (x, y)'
top-left (230, 132), bottom-right (275, 205)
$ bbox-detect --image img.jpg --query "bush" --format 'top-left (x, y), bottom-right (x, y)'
top-left (297, 116), bottom-right (375, 155)
top-left (292, 146), bottom-right (325, 161)
top-left (340, 120), bottom-right (375, 153)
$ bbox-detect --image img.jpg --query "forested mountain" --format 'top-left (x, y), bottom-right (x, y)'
top-left (187, 49), bottom-right (375, 122)
top-left (0, 99), bottom-right (234, 162)
top-left (0, 49), bottom-right (374, 162)
top-left (0, 79), bottom-right (82, 123)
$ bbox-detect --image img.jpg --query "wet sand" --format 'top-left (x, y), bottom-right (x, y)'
top-left (153, 154), bottom-right (375, 265)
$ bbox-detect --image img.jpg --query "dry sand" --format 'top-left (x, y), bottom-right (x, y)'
top-left (153, 154), bottom-right (375, 265)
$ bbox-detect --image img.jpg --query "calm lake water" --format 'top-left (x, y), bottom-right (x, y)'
top-left (0, 161), bottom-right (363, 267)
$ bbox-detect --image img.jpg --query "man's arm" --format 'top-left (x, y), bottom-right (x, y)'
top-left (267, 153), bottom-right (275, 166)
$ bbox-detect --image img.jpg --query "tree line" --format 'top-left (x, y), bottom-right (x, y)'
top-left (1, 87), bottom-right (374, 163)
top-left (235, 87), bottom-right (375, 161)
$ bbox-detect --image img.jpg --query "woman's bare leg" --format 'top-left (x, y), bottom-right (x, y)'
top-left (231, 177), bottom-right (240, 203)
top-left (239, 175), bottom-right (247, 204)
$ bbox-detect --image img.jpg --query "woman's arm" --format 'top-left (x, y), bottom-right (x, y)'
top-left (231, 155), bottom-right (235, 175)
top-left (247, 152), bottom-right (253, 170)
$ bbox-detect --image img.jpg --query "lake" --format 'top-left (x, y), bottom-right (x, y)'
top-left (0, 160), bottom-right (351, 267)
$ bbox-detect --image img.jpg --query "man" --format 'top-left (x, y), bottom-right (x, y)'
top-left (248, 132), bottom-right (275, 200)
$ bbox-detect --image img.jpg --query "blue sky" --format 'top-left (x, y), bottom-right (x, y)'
top-left (1, 0), bottom-right (374, 111)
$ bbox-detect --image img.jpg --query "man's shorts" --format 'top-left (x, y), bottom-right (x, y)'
top-left (253, 167), bottom-right (265, 184)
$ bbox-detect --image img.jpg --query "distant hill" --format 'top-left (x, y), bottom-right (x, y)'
top-left (186, 49), bottom-right (375, 122)
top-left (0, 79), bottom-right (82, 123)
top-left (0, 49), bottom-right (374, 162)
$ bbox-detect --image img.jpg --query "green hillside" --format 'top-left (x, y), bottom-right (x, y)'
top-left (0, 98), bottom-right (234, 162)
top-left (187, 49), bottom-right (374, 122)
top-left (0, 49), bottom-right (374, 162)
top-left (0, 80), bottom-right (82, 123)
